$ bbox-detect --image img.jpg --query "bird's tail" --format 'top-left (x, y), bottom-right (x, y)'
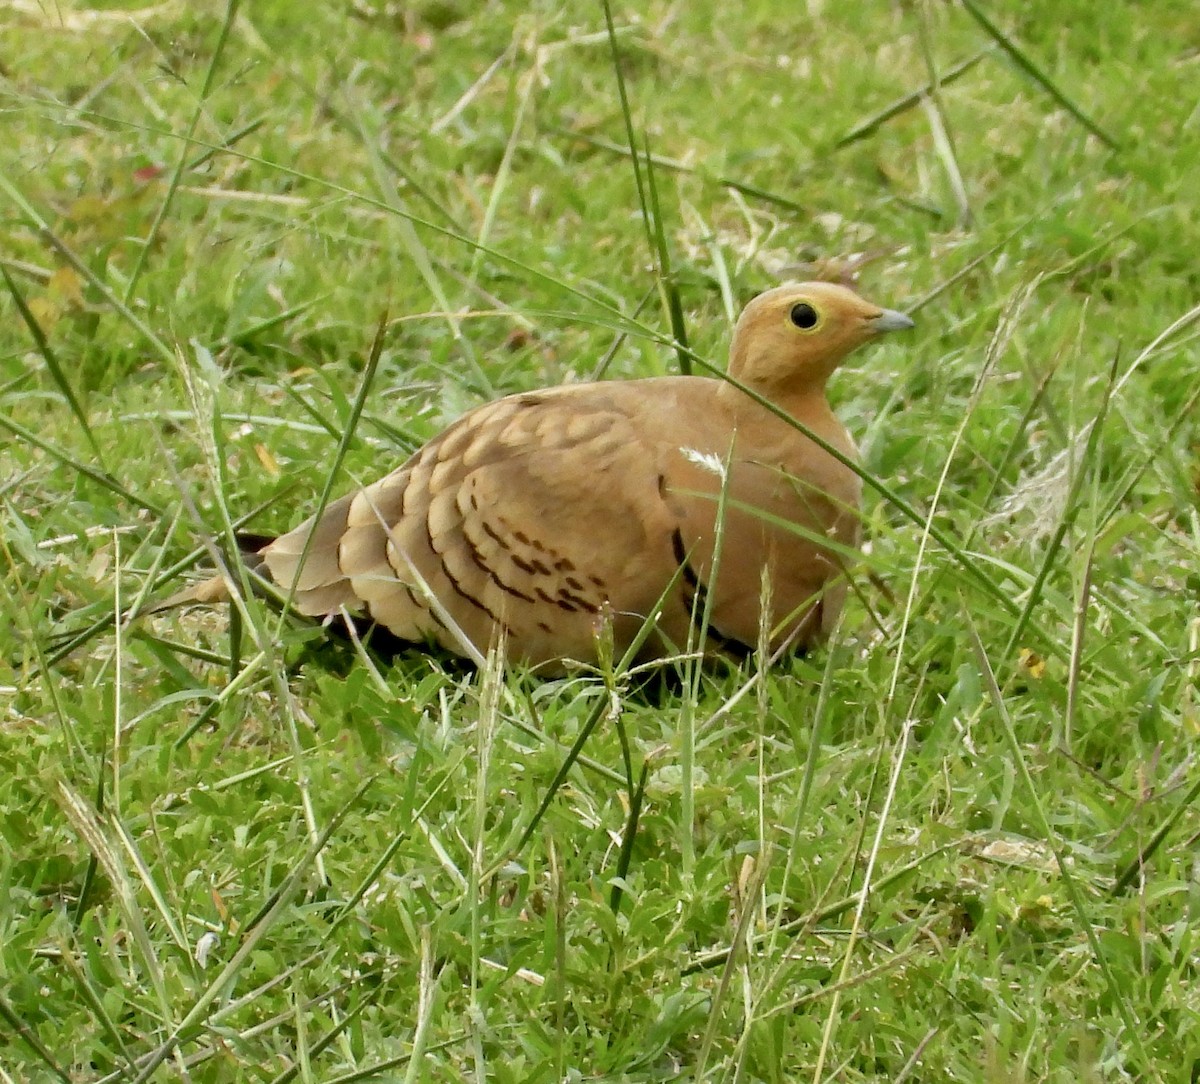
top-left (149, 533), bottom-right (275, 613)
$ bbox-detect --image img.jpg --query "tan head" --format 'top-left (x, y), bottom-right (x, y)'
top-left (728, 282), bottom-right (913, 393)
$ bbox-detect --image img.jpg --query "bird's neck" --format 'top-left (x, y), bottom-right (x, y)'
top-left (718, 377), bottom-right (853, 459)
top-left (718, 375), bottom-right (832, 426)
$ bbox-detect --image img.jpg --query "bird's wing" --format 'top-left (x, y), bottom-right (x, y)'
top-left (259, 389), bottom-right (684, 666)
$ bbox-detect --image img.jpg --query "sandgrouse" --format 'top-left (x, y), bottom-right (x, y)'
top-left (183, 283), bottom-right (912, 672)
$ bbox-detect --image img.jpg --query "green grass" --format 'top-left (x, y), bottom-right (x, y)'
top-left (3, 0), bottom-right (1200, 1079)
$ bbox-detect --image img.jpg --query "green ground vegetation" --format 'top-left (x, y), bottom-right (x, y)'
top-left (3, 0), bottom-right (1200, 1080)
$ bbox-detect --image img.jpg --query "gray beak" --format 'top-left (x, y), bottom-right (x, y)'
top-left (868, 308), bottom-right (915, 334)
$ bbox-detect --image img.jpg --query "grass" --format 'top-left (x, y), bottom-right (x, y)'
top-left (3, 0), bottom-right (1200, 1079)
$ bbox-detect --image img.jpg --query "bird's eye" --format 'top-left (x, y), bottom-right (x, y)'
top-left (789, 302), bottom-right (819, 330)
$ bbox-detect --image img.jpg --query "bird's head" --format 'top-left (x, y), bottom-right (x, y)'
top-left (727, 282), bottom-right (913, 394)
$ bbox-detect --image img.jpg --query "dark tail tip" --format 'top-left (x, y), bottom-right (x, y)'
top-left (235, 532), bottom-right (276, 554)
top-left (234, 532), bottom-right (275, 574)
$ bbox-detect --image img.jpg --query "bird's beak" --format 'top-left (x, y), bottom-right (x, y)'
top-left (867, 308), bottom-right (915, 334)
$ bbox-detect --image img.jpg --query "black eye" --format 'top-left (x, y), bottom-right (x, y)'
top-left (790, 302), bottom-right (818, 329)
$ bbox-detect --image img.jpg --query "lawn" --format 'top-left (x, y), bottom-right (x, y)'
top-left (3, 0), bottom-right (1199, 1080)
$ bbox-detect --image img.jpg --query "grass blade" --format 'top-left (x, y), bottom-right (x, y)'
top-left (0, 169), bottom-right (176, 366)
top-left (959, 0), bottom-right (1120, 149)
top-left (0, 992), bottom-right (72, 1081)
top-left (1111, 771), bottom-right (1200, 895)
top-left (129, 775), bottom-right (376, 1084)
top-left (349, 104), bottom-right (486, 390)
top-left (602, 0), bottom-right (652, 254)
top-left (549, 125), bottom-right (809, 214)
top-left (812, 718), bottom-right (916, 1084)
top-left (1, 264), bottom-right (101, 461)
top-left (916, 6), bottom-right (972, 226)
top-left (41, 486), bottom-right (299, 670)
top-left (0, 410), bottom-right (163, 517)
top-left (608, 761), bottom-right (649, 914)
top-left (467, 41), bottom-right (534, 283)
top-left (836, 47), bottom-right (991, 146)
top-left (511, 689), bottom-right (614, 855)
top-left (1000, 346), bottom-right (1122, 662)
top-left (267, 987), bottom-right (384, 1084)
top-left (964, 606), bottom-right (1156, 1080)
top-left (602, 0), bottom-right (689, 375)
top-left (123, 0), bottom-right (243, 301)
top-left (56, 937), bottom-right (138, 1076)
top-left (643, 133), bottom-right (691, 375)
top-left (185, 114), bottom-right (267, 171)
top-left (57, 782), bottom-right (187, 1076)
top-left (266, 310), bottom-right (389, 643)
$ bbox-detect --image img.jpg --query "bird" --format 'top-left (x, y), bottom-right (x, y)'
top-left (175, 282), bottom-right (912, 674)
